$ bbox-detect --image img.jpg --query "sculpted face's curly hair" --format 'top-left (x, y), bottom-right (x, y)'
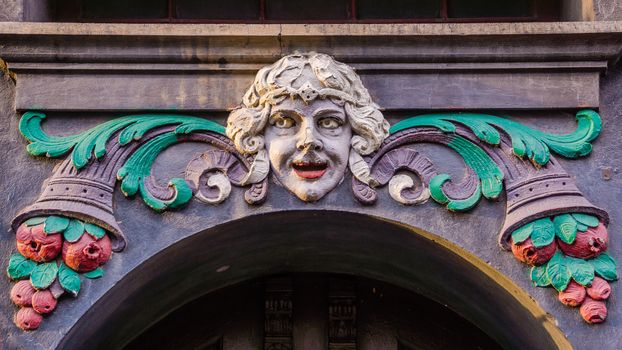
top-left (226, 52), bottom-right (389, 157)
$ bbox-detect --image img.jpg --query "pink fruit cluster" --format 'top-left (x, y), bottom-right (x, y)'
top-left (558, 278), bottom-right (611, 324)
top-left (62, 233), bottom-right (112, 272)
top-left (11, 219), bottom-right (112, 330)
top-left (511, 222), bottom-right (609, 265)
top-left (16, 219), bottom-right (112, 271)
top-left (11, 280), bottom-right (56, 330)
top-left (510, 220), bottom-right (611, 324)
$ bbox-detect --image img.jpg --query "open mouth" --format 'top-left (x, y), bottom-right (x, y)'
top-left (292, 161), bottom-right (328, 179)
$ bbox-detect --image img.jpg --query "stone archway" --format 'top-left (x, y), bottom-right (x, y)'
top-left (56, 210), bottom-right (570, 349)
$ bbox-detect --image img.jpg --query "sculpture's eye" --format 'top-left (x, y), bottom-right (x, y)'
top-left (274, 116), bottom-right (296, 129)
top-left (318, 117), bottom-right (341, 129)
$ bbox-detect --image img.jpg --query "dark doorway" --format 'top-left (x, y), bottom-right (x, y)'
top-left (58, 211), bottom-right (567, 349)
top-left (125, 273), bottom-right (501, 350)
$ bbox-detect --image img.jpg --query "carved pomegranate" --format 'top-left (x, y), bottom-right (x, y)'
top-left (558, 222), bottom-right (608, 259)
top-left (14, 307), bottom-right (43, 331)
top-left (31, 289), bottom-right (57, 314)
top-left (587, 277), bottom-right (611, 301)
top-left (10, 280), bottom-right (36, 307)
top-left (62, 233), bottom-right (112, 272)
top-left (510, 238), bottom-right (556, 265)
top-left (558, 281), bottom-right (586, 307)
top-left (580, 297), bottom-right (607, 324)
top-left (16, 223), bottom-right (62, 262)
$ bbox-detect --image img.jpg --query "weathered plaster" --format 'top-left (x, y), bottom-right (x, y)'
top-left (2, 23), bottom-right (619, 111)
top-left (0, 0), bottom-right (23, 22)
top-left (1, 91), bottom-right (621, 350)
top-left (1, 19), bottom-right (622, 350)
top-left (595, 0), bottom-right (622, 20)
top-left (2, 21), bottom-right (622, 36)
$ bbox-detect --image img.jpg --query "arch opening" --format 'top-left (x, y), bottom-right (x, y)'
top-left (126, 272), bottom-right (505, 349)
top-left (58, 210), bottom-right (569, 349)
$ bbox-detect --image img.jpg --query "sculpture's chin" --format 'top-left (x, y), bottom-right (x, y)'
top-left (297, 189), bottom-right (322, 202)
top-left (288, 181), bottom-right (331, 202)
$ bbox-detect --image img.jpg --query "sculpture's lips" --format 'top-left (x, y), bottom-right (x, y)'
top-left (292, 161), bottom-right (327, 179)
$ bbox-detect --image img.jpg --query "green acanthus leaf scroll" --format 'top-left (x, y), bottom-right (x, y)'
top-left (20, 112), bottom-right (226, 169)
top-left (116, 133), bottom-right (193, 211)
top-left (390, 109), bottom-right (601, 166)
top-left (389, 110), bottom-right (601, 212)
top-left (19, 112), bottom-right (226, 211)
top-left (428, 135), bottom-right (504, 211)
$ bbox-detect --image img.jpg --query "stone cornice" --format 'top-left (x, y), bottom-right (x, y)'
top-left (1, 21), bottom-right (622, 111)
top-left (0, 21), bottom-right (622, 37)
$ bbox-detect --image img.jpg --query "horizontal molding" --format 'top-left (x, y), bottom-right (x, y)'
top-left (15, 71), bottom-right (599, 111)
top-left (2, 22), bottom-right (621, 111)
top-left (8, 61), bottom-right (607, 73)
top-left (1, 22), bottom-right (622, 37)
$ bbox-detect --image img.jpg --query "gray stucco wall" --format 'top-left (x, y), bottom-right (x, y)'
top-left (0, 56), bottom-right (620, 349)
top-left (595, 0), bottom-right (622, 20)
top-left (0, 0), bottom-right (23, 22)
top-left (0, 7), bottom-right (621, 349)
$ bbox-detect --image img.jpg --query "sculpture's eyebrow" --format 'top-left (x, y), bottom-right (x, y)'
top-left (313, 107), bottom-right (345, 119)
top-left (269, 109), bottom-right (300, 118)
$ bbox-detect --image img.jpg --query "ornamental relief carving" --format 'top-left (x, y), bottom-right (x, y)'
top-left (6, 53), bottom-right (618, 330)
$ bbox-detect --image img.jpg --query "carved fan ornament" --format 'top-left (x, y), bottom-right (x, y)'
top-left (6, 53), bottom-right (617, 330)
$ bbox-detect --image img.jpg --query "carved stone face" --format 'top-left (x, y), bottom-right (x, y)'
top-left (264, 97), bottom-right (352, 202)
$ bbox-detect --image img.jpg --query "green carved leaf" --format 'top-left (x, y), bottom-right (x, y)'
top-left (511, 222), bottom-right (533, 244)
top-left (553, 214), bottom-right (578, 244)
top-left (19, 112), bottom-right (83, 158)
top-left (44, 215), bottom-right (70, 234)
top-left (174, 120), bottom-right (227, 135)
top-left (19, 112), bottom-right (229, 213)
top-left (7, 253), bottom-right (36, 280)
top-left (530, 218), bottom-right (555, 248)
top-left (530, 264), bottom-right (551, 287)
top-left (82, 268), bottom-right (104, 279)
top-left (58, 262), bottom-right (81, 296)
top-left (72, 119), bottom-right (137, 168)
top-left (572, 213), bottom-right (600, 228)
top-left (429, 174), bottom-right (451, 205)
top-left (118, 117), bottom-right (182, 145)
top-left (568, 257), bottom-right (595, 286)
top-left (64, 219), bottom-right (85, 242)
top-left (576, 223), bottom-right (589, 232)
top-left (588, 253), bottom-right (618, 281)
top-left (447, 136), bottom-right (504, 200)
top-left (389, 110), bottom-right (602, 166)
top-left (429, 174), bottom-right (482, 211)
top-left (428, 135), bottom-right (503, 212)
top-left (24, 217), bottom-right (46, 226)
top-left (546, 252), bottom-right (572, 292)
top-left (117, 133), bottom-right (194, 211)
top-left (84, 223), bottom-right (106, 240)
top-left (30, 262), bottom-right (58, 289)
top-left (20, 112), bottom-right (225, 169)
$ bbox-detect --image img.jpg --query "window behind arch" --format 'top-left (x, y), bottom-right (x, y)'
top-left (53, 0), bottom-right (561, 23)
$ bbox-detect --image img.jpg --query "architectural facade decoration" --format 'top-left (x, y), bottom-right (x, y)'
top-left (264, 277), bottom-right (294, 350)
top-left (5, 53), bottom-right (618, 330)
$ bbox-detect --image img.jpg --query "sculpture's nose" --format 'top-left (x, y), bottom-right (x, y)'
top-left (296, 127), bottom-right (323, 151)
